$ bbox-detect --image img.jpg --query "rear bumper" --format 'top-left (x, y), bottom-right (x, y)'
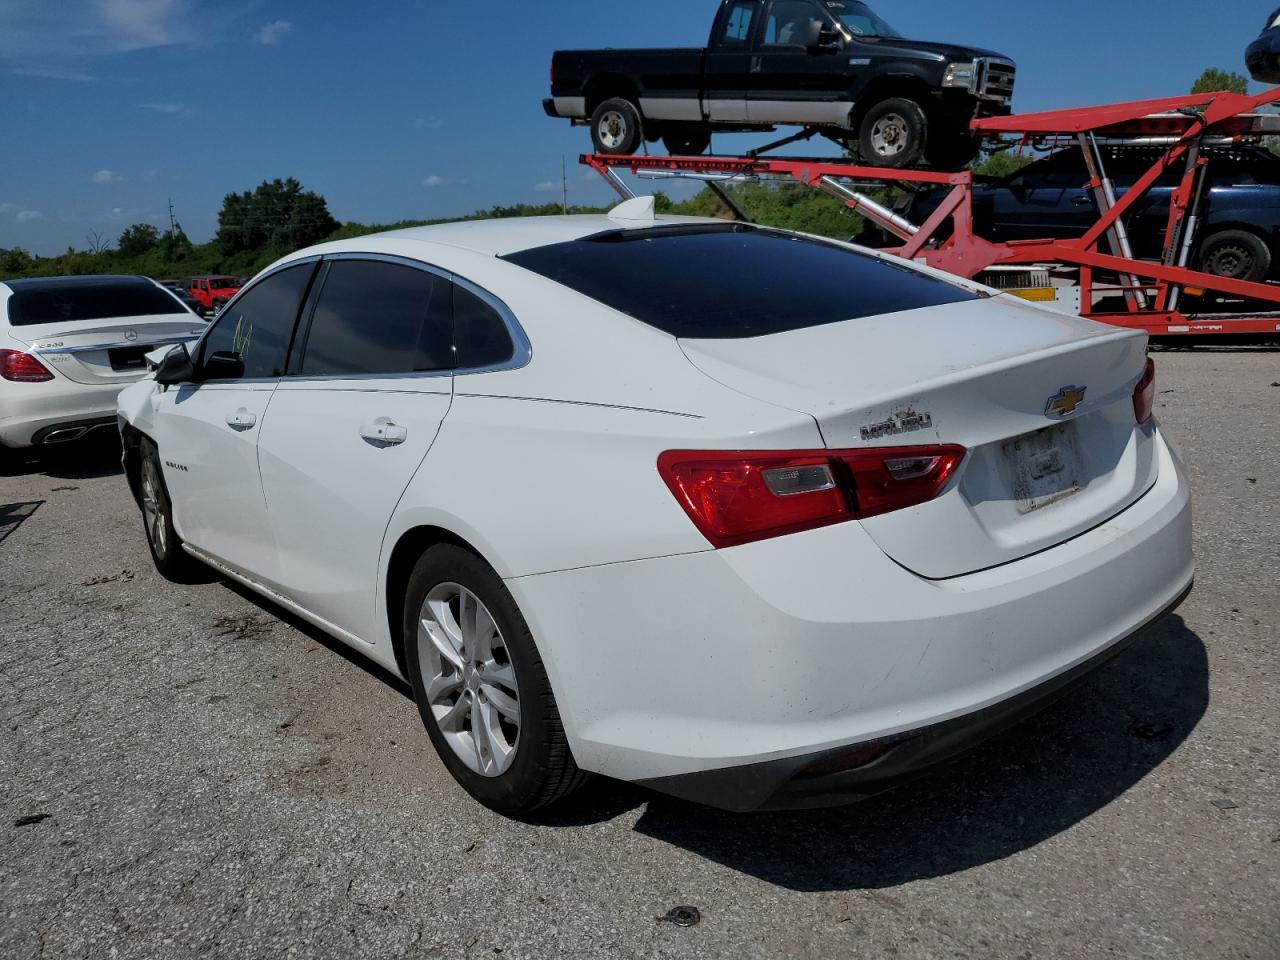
top-left (507, 427), bottom-right (1194, 810)
top-left (642, 580), bottom-right (1191, 810)
top-left (0, 378), bottom-right (134, 448)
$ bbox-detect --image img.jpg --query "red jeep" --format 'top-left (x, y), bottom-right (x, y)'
top-left (184, 276), bottom-right (244, 316)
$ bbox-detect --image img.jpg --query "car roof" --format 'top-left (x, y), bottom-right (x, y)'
top-left (312, 213), bottom-right (718, 259)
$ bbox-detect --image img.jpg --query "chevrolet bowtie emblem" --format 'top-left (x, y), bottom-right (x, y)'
top-left (1045, 386), bottom-right (1087, 419)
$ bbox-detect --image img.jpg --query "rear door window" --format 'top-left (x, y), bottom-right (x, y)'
top-left (199, 263), bottom-right (315, 379)
top-left (296, 259), bottom-right (453, 377)
top-left (454, 285), bottom-right (515, 370)
top-left (503, 225), bottom-right (975, 339)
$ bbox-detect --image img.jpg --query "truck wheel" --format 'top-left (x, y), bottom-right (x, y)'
top-left (925, 132), bottom-right (980, 171)
top-left (1199, 230), bottom-right (1271, 283)
top-left (858, 98), bottom-right (928, 169)
top-left (662, 124), bottom-right (711, 156)
top-left (591, 98), bottom-right (643, 155)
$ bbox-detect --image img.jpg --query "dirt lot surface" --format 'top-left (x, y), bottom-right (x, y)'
top-left (1, 350), bottom-right (1277, 959)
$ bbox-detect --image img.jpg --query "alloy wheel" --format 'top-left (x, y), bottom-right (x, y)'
top-left (140, 458), bottom-right (167, 557)
top-left (417, 583), bottom-right (521, 777)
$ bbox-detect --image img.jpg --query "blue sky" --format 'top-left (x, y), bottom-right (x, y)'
top-left (0, 0), bottom-right (1271, 255)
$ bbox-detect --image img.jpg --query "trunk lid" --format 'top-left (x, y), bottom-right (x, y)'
top-left (680, 296), bottom-right (1156, 579)
top-left (12, 315), bottom-right (207, 386)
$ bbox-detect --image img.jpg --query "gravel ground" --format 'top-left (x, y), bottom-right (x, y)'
top-left (1, 350), bottom-right (1277, 960)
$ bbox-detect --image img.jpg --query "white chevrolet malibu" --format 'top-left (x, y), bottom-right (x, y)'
top-left (117, 203), bottom-right (1193, 814)
top-left (0, 276), bottom-right (205, 459)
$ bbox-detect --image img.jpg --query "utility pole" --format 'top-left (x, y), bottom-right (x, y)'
top-left (167, 197), bottom-right (177, 236)
top-left (561, 156), bottom-right (568, 215)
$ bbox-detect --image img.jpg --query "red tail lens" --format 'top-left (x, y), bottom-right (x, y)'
top-left (658, 445), bottom-right (966, 549)
top-left (0, 349), bottom-right (54, 383)
top-left (1133, 358), bottom-right (1156, 424)
top-left (842, 447), bottom-right (966, 520)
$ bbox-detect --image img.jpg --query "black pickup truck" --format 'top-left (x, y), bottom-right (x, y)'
top-left (544, 0), bottom-right (1016, 169)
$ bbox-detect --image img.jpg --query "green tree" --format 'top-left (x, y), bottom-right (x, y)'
top-left (1191, 68), bottom-right (1249, 95)
top-left (973, 149), bottom-right (1033, 179)
top-left (117, 223), bottom-right (160, 258)
top-left (216, 178), bottom-right (340, 258)
top-left (0, 247), bottom-right (36, 278)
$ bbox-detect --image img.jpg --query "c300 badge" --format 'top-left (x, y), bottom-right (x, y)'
top-left (1045, 386), bottom-right (1087, 419)
top-left (860, 408), bottom-right (933, 441)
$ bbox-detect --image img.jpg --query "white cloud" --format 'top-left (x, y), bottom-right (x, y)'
top-left (534, 181), bottom-right (558, 193)
top-left (138, 101), bottom-right (189, 115)
top-left (0, 203), bottom-right (13, 214)
top-left (0, 0), bottom-right (196, 62)
top-left (255, 20), bottom-right (293, 45)
top-left (15, 210), bottom-right (46, 222)
top-left (412, 117), bottom-right (443, 131)
top-left (91, 169), bottom-right (117, 183)
top-left (423, 175), bottom-right (447, 188)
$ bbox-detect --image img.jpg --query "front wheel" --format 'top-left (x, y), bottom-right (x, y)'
top-left (1199, 229), bottom-right (1272, 283)
top-left (590, 97), bottom-right (643, 155)
top-left (404, 544), bottom-right (589, 815)
top-left (138, 439), bottom-right (206, 583)
top-left (857, 98), bottom-right (928, 169)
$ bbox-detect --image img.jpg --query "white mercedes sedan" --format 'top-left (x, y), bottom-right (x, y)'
top-left (117, 201), bottom-right (1194, 815)
top-left (0, 276), bottom-right (205, 459)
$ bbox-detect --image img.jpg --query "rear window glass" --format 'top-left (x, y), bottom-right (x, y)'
top-left (6, 280), bottom-right (189, 326)
top-left (502, 225), bottom-right (975, 339)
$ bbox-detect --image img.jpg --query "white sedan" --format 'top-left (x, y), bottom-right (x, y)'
top-left (117, 200), bottom-right (1193, 814)
top-left (0, 276), bottom-right (205, 458)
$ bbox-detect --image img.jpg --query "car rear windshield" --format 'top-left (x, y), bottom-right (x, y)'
top-left (502, 225), bottom-right (976, 339)
top-left (5, 280), bottom-right (188, 326)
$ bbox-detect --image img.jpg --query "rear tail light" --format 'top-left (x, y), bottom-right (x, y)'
top-left (658, 445), bottom-right (966, 549)
top-left (0, 349), bottom-right (54, 383)
top-left (1133, 358), bottom-right (1156, 424)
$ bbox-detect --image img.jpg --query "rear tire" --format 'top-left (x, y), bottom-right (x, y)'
top-left (858, 98), bottom-right (928, 169)
top-left (590, 97), bottom-right (643, 156)
top-left (1198, 229), bottom-right (1271, 283)
top-left (662, 124), bottom-right (712, 156)
top-left (404, 544), bottom-right (589, 816)
top-left (925, 130), bottom-right (980, 170)
top-left (138, 439), bottom-right (206, 583)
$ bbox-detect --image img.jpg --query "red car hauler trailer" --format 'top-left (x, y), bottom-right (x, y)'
top-left (583, 86), bottom-right (1280, 341)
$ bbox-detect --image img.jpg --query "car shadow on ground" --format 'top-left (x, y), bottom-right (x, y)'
top-left (0, 501), bottom-right (44, 545)
top-left (628, 614), bottom-right (1208, 891)
top-left (0, 434), bottom-right (124, 481)
top-left (215, 573), bottom-right (1207, 887)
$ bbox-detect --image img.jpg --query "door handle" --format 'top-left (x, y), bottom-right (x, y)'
top-left (750, 55), bottom-right (762, 72)
top-left (360, 418), bottom-right (408, 447)
top-left (226, 408), bottom-right (257, 430)
top-left (1072, 195), bottom-right (1094, 206)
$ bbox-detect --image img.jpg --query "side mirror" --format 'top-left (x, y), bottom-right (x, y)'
top-left (203, 351), bottom-right (246, 381)
top-left (805, 19), bottom-right (840, 52)
top-left (154, 344), bottom-right (195, 385)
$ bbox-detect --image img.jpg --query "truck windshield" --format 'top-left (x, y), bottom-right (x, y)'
top-left (824, 1), bottom-right (901, 38)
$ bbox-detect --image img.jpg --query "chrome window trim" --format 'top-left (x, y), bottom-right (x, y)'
top-left (189, 251), bottom-right (532, 387)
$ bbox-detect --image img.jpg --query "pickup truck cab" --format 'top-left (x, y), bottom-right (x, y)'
top-left (184, 276), bottom-right (243, 317)
top-left (545, 0), bottom-right (1016, 168)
